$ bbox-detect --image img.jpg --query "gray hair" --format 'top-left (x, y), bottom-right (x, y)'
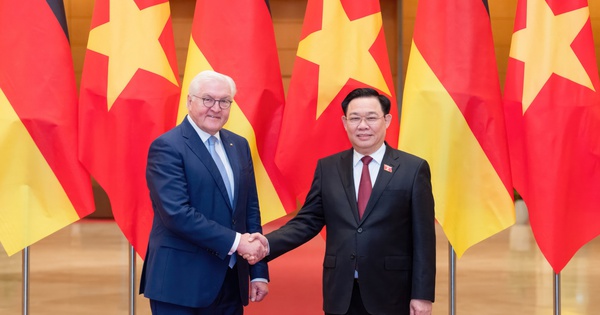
top-left (188, 70), bottom-right (237, 98)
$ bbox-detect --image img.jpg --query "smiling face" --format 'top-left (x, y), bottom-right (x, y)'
top-left (187, 78), bottom-right (232, 135)
top-left (342, 96), bottom-right (391, 155)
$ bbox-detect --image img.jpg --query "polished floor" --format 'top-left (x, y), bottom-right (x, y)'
top-left (1, 216), bottom-right (599, 315)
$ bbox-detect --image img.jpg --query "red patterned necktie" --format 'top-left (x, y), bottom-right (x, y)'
top-left (357, 156), bottom-right (373, 219)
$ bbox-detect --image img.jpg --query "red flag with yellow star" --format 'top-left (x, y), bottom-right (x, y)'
top-left (0, 0), bottom-right (95, 255)
top-left (79, 0), bottom-right (180, 257)
top-left (504, 0), bottom-right (600, 272)
top-left (399, 0), bottom-right (515, 258)
top-left (176, 0), bottom-right (296, 222)
top-left (276, 0), bottom-right (399, 202)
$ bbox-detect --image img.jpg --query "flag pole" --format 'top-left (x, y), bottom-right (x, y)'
top-left (449, 243), bottom-right (456, 315)
top-left (553, 272), bottom-right (561, 315)
top-left (129, 243), bottom-right (136, 315)
top-left (22, 246), bottom-right (30, 315)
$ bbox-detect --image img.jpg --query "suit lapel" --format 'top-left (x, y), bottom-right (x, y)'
top-left (337, 149), bottom-right (361, 223)
top-left (361, 145), bottom-right (400, 223)
top-left (181, 118), bottom-right (233, 211)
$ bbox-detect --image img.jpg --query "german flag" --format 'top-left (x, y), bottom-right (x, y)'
top-left (399, 0), bottom-right (515, 257)
top-left (177, 0), bottom-right (296, 222)
top-left (276, 0), bottom-right (399, 203)
top-left (504, 0), bottom-right (600, 272)
top-left (79, 0), bottom-right (180, 257)
top-left (0, 0), bottom-right (95, 255)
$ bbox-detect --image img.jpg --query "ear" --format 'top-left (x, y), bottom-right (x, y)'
top-left (384, 114), bottom-right (392, 128)
top-left (341, 115), bottom-right (349, 131)
top-left (186, 95), bottom-right (192, 111)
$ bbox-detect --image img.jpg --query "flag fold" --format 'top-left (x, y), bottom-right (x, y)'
top-left (400, 0), bottom-right (515, 257)
top-left (0, 0), bottom-right (95, 256)
top-left (79, 0), bottom-right (180, 258)
top-left (504, 0), bottom-right (600, 272)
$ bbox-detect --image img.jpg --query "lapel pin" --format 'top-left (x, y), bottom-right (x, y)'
top-left (384, 164), bottom-right (392, 173)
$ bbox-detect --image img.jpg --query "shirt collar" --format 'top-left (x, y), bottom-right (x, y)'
top-left (353, 143), bottom-right (386, 167)
top-left (187, 115), bottom-right (222, 145)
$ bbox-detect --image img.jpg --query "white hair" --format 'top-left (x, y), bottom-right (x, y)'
top-left (188, 70), bottom-right (237, 98)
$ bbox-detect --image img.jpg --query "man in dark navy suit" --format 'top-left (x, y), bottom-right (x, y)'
top-left (140, 70), bottom-right (269, 315)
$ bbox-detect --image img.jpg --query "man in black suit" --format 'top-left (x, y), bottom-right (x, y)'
top-left (259, 88), bottom-right (436, 315)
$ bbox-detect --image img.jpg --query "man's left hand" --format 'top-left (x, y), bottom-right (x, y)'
top-left (250, 281), bottom-right (269, 302)
top-left (410, 299), bottom-right (432, 315)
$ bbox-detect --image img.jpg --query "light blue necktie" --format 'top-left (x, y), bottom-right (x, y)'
top-left (208, 136), bottom-right (236, 268)
top-left (207, 136), bottom-right (233, 206)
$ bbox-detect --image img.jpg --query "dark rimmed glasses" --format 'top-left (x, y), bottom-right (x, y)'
top-left (191, 95), bottom-right (233, 109)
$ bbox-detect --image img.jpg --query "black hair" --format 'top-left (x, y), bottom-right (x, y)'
top-left (341, 88), bottom-right (391, 115)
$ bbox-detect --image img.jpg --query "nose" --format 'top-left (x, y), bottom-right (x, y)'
top-left (357, 118), bottom-right (370, 128)
top-left (209, 103), bottom-right (222, 113)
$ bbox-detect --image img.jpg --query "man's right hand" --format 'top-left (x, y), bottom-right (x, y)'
top-left (237, 233), bottom-right (268, 265)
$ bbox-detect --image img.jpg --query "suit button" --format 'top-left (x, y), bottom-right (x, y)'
top-left (357, 228), bottom-right (363, 233)
top-left (350, 254), bottom-right (356, 260)
top-left (232, 219), bottom-right (237, 225)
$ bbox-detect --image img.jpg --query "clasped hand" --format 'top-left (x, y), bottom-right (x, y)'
top-left (236, 233), bottom-right (269, 265)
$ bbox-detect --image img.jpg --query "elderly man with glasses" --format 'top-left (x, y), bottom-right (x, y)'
top-left (140, 70), bottom-right (269, 315)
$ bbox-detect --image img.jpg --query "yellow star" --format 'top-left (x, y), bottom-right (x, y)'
top-left (86, 0), bottom-right (178, 110)
top-left (298, 0), bottom-right (390, 119)
top-left (509, 0), bottom-right (593, 113)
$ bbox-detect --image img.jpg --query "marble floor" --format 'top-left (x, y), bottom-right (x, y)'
top-left (1, 218), bottom-right (599, 315)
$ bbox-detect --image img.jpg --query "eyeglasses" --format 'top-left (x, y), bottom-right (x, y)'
top-left (191, 95), bottom-right (233, 109)
top-left (343, 115), bottom-right (384, 126)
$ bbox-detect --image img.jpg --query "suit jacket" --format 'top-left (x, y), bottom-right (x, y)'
top-left (140, 117), bottom-right (268, 308)
top-left (267, 145), bottom-right (435, 315)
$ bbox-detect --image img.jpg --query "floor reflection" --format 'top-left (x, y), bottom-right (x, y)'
top-left (0, 219), bottom-right (598, 314)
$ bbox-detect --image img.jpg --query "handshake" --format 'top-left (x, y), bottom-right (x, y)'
top-left (237, 233), bottom-right (269, 265)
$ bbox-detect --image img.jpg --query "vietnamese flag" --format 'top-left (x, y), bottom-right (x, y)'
top-left (399, 0), bottom-right (515, 257)
top-left (504, 0), bottom-right (600, 272)
top-left (177, 0), bottom-right (295, 222)
top-left (276, 0), bottom-right (399, 203)
top-left (0, 0), bottom-right (95, 255)
top-left (79, 0), bottom-right (180, 257)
